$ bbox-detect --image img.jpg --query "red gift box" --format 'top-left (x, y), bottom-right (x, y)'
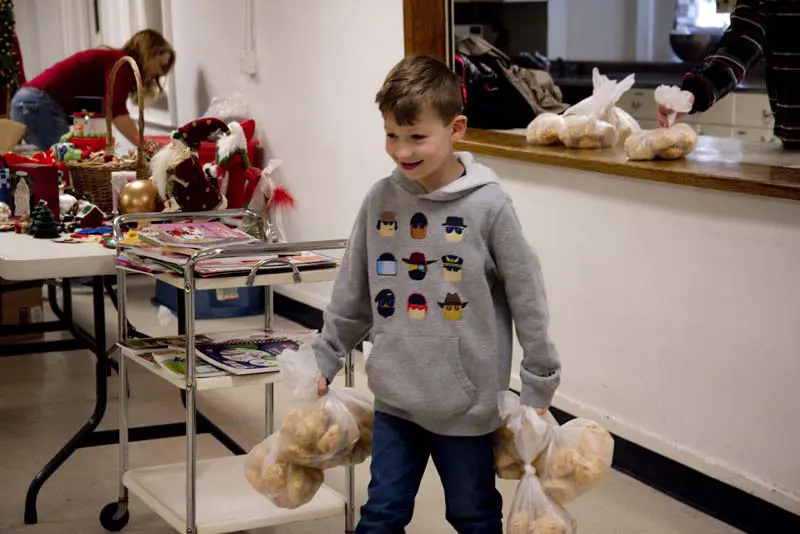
top-left (9, 163), bottom-right (61, 221)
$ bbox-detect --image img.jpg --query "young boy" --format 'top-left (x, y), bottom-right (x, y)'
top-left (313, 55), bottom-right (561, 533)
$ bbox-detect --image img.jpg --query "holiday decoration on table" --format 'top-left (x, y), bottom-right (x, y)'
top-left (8, 163), bottom-right (62, 221)
top-left (74, 199), bottom-right (105, 228)
top-left (72, 110), bottom-right (106, 137)
top-left (239, 159), bottom-right (296, 241)
top-left (212, 119), bottom-right (261, 208)
top-left (59, 193), bottom-right (78, 218)
top-left (110, 170), bottom-right (137, 213)
top-left (15, 214), bottom-right (30, 234)
top-left (118, 178), bottom-right (160, 214)
top-left (150, 118), bottom-right (230, 212)
top-left (0, 200), bottom-right (10, 221)
top-left (29, 200), bottom-right (62, 239)
top-left (12, 172), bottom-right (30, 218)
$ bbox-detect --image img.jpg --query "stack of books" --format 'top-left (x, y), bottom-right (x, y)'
top-left (118, 329), bottom-right (316, 378)
top-left (115, 221), bottom-right (338, 277)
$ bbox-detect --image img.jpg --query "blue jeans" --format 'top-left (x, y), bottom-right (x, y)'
top-left (357, 411), bottom-right (503, 534)
top-left (10, 87), bottom-right (70, 150)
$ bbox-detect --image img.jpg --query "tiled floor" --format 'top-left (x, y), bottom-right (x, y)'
top-left (0, 278), bottom-right (742, 533)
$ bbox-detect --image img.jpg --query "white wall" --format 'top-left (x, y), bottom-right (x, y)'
top-left (481, 155), bottom-right (800, 514)
top-left (168, 0), bottom-right (403, 308)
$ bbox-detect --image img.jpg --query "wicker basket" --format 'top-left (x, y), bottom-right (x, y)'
top-left (66, 56), bottom-right (148, 213)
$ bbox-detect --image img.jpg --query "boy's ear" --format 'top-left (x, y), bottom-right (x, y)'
top-left (451, 114), bottom-right (468, 141)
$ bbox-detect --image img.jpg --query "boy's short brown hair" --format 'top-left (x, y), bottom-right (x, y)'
top-left (375, 55), bottom-right (464, 126)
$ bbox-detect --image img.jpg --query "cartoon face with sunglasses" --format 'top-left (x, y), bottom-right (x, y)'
top-left (442, 216), bottom-right (467, 243)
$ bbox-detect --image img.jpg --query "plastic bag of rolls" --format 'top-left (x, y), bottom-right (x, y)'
top-left (244, 347), bottom-right (374, 508)
top-left (624, 122), bottom-right (698, 161)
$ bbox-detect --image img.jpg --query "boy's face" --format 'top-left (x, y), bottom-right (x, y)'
top-left (384, 106), bottom-right (467, 184)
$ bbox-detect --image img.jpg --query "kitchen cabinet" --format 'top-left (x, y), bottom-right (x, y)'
top-left (617, 87), bottom-right (774, 142)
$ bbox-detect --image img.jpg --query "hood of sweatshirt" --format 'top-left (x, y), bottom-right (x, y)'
top-left (390, 152), bottom-right (500, 201)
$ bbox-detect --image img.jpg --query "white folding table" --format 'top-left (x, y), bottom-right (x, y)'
top-left (0, 232), bottom-right (252, 525)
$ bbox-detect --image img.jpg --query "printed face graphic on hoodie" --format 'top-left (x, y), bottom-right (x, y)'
top-left (377, 210), bottom-right (398, 237)
top-left (375, 289), bottom-right (396, 318)
top-left (410, 212), bottom-right (428, 239)
top-left (407, 293), bottom-right (428, 320)
top-left (443, 216), bottom-right (468, 243)
top-left (438, 292), bottom-right (468, 321)
top-left (441, 255), bottom-right (463, 283)
top-left (402, 252), bottom-right (437, 281)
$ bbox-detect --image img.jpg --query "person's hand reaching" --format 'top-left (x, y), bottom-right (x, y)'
top-left (317, 376), bottom-right (329, 397)
top-left (658, 92), bottom-right (694, 128)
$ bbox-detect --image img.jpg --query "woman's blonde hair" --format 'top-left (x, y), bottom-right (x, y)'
top-left (120, 29), bottom-right (175, 104)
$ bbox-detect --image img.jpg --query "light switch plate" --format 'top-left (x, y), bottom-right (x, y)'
top-left (240, 50), bottom-right (257, 75)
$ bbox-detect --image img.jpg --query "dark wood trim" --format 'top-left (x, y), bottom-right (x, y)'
top-left (456, 129), bottom-right (800, 202)
top-left (403, 0), bottom-right (448, 59)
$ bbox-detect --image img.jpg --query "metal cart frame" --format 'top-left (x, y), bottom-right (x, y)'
top-left (101, 209), bottom-right (356, 534)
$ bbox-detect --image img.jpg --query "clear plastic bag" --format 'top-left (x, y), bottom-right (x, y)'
top-left (503, 390), bottom-right (575, 534)
top-left (654, 84), bottom-right (693, 127)
top-left (203, 89), bottom-right (250, 122)
top-left (534, 418), bottom-right (614, 504)
top-left (624, 123), bottom-right (698, 161)
top-left (244, 433), bottom-right (324, 509)
top-left (507, 465), bottom-right (577, 534)
top-left (276, 347), bottom-right (373, 469)
top-left (563, 68), bottom-right (635, 123)
top-left (611, 106), bottom-right (641, 144)
top-left (526, 113), bottom-right (566, 146)
top-left (559, 68), bottom-right (635, 148)
top-left (558, 114), bottom-right (618, 149)
top-left (493, 392), bottom-right (554, 480)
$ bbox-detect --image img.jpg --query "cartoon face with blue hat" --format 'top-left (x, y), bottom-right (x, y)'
top-left (407, 293), bottom-right (428, 320)
top-left (376, 211), bottom-right (398, 237)
top-left (375, 289), bottom-right (396, 318)
top-left (441, 255), bottom-right (464, 282)
top-left (376, 253), bottom-right (398, 277)
top-left (402, 252), bottom-right (437, 281)
top-left (443, 216), bottom-right (468, 242)
top-left (410, 212), bottom-right (428, 239)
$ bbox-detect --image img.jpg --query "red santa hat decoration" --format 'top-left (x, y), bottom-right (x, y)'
top-left (150, 118), bottom-right (230, 212)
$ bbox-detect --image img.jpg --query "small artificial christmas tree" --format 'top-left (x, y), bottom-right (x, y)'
top-left (29, 200), bottom-right (62, 239)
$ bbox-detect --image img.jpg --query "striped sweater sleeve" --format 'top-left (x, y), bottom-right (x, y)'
top-left (681, 0), bottom-right (767, 113)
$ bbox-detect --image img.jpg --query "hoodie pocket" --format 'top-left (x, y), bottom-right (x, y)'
top-left (366, 334), bottom-right (477, 420)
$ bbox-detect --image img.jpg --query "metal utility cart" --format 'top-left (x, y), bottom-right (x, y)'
top-left (100, 209), bottom-right (356, 534)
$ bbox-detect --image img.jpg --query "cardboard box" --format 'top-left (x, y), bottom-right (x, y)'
top-left (0, 278), bottom-right (44, 345)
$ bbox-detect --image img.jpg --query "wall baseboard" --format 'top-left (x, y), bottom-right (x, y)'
top-left (276, 294), bottom-right (800, 534)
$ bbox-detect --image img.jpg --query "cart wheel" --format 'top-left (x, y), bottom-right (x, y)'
top-left (99, 502), bottom-right (129, 532)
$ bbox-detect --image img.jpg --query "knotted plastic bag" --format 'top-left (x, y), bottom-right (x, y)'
top-left (534, 418), bottom-right (615, 504)
top-left (624, 85), bottom-right (697, 161)
top-left (493, 392), bottom-right (554, 480)
top-left (507, 465), bottom-right (577, 534)
top-left (558, 68), bottom-right (636, 149)
top-left (504, 393), bottom-right (575, 534)
top-left (277, 347), bottom-right (373, 469)
top-left (244, 433), bottom-right (324, 509)
top-left (526, 113), bottom-right (567, 146)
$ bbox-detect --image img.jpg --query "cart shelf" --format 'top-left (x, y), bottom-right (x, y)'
top-left (123, 456), bottom-right (346, 534)
top-left (120, 346), bottom-right (287, 391)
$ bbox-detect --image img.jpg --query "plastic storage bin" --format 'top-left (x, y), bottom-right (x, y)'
top-left (152, 280), bottom-right (265, 319)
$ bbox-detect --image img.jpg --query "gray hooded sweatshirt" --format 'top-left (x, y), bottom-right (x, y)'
top-left (313, 152), bottom-right (560, 436)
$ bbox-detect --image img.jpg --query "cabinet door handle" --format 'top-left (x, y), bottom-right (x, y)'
top-left (631, 101), bottom-right (642, 110)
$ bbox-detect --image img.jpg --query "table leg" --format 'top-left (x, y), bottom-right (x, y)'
top-left (24, 276), bottom-right (108, 524)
